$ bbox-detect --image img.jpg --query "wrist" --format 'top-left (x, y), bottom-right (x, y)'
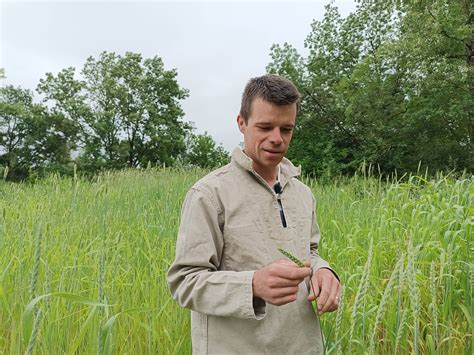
top-left (252, 270), bottom-right (261, 299)
top-left (316, 267), bottom-right (340, 282)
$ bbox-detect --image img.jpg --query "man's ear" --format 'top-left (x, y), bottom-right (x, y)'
top-left (237, 114), bottom-right (246, 134)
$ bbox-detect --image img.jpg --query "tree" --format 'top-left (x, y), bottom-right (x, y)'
top-left (37, 51), bottom-right (191, 171)
top-left (0, 86), bottom-right (33, 178)
top-left (267, 0), bottom-right (473, 176)
top-left (392, 0), bottom-right (473, 171)
top-left (185, 132), bottom-right (230, 168)
top-left (0, 85), bottom-right (75, 179)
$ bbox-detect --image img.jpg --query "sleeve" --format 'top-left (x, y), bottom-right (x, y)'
top-left (166, 188), bottom-right (265, 319)
top-left (310, 193), bottom-right (340, 281)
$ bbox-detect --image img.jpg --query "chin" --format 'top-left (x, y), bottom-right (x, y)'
top-left (266, 157), bottom-right (283, 165)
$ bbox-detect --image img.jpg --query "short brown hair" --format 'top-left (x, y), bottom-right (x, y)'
top-left (239, 74), bottom-right (300, 123)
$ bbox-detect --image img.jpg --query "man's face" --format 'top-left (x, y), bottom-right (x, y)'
top-left (237, 98), bottom-right (296, 173)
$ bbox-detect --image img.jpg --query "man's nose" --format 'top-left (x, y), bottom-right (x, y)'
top-left (269, 128), bottom-right (283, 144)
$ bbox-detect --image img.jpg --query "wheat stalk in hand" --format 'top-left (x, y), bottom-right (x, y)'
top-left (277, 247), bottom-right (305, 267)
top-left (278, 247), bottom-right (325, 348)
top-left (277, 248), bottom-right (317, 301)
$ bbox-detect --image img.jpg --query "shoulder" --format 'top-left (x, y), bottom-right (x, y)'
top-left (186, 162), bottom-right (242, 212)
top-left (191, 162), bottom-right (237, 192)
top-left (290, 177), bottom-right (313, 196)
top-left (287, 177), bottom-right (316, 212)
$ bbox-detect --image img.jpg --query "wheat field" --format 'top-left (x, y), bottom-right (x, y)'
top-left (0, 169), bottom-right (472, 354)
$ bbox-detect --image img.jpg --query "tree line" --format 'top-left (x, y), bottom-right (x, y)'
top-left (267, 0), bottom-right (473, 177)
top-left (1, 0), bottom-right (473, 181)
top-left (0, 52), bottom-right (229, 180)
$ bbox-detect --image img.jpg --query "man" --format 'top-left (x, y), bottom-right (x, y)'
top-left (167, 74), bottom-right (340, 354)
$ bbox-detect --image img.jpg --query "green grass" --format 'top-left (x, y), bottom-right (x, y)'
top-left (0, 169), bottom-right (472, 354)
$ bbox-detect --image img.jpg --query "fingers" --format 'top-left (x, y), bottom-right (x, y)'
top-left (319, 277), bottom-right (339, 313)
top-left (273, 286), bottom-right (299, 298)
top-left (271, 293), bottom-right (298, 306)
top-left (268, 276), bottom-right (303, 288)
top-left (259, 286), bottom-right (299, 306)
top-left (253, 250), bottom-right (344, 312)
top-left (316, 274), bottom-right (332, 312)
top-left (310, 268), bottom-right (341, 314)
top-left (252, 259), bottom-right (312, 306)
top-left (267, 260), bottom-right (311, 289)
top-left (284, 267), bottom-right (312, 281)
top-left (273, 260), bottom-right (312, 280)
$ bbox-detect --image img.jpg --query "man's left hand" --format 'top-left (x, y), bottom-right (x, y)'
top-left (307, 267), bottom-right (341, 314)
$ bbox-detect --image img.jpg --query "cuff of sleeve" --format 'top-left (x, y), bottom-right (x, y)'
top-left (252, 297), bottom-right (266, 320)
top-left (242, 271), bottom-right (266, 320)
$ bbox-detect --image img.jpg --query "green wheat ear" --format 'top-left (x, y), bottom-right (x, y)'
top-left (278, 247), bottom-right (305, 267)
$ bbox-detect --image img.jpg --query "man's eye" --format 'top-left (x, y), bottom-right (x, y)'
top-left (282, 128), bottom-right (293, 133)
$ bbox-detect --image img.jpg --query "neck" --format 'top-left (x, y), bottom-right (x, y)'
top-left (253, 162), bottom-right (278, 187)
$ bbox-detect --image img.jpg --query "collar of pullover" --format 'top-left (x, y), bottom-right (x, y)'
top-left (231, 147), bottom-right (301, 189)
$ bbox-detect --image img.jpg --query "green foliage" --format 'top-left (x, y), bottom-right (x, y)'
top-left (267, 0), bottom-right (473, 176)
top-left (0, 85), bottom-right (33, 177)
top-left (37, 51), bottom-right (192, 172)
top-left (0, 86), bottom-right (75, 179)
top-left (185, 132), bottom-right (230, 168)
top-left (1, 52), bottom-right (229, 179)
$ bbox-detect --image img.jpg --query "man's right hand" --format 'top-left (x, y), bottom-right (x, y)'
top-left (252, 259), bottom-right (312, 306)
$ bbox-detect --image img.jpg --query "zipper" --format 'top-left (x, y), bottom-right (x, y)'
top-left (248, 170), bottom-right (288, 228)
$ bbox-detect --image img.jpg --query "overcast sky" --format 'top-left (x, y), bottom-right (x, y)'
top-left (1, 0), bottom-right (356, 151)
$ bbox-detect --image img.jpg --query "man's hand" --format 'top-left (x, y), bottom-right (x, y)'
top-left (308, 268), bottom-right (341, 314)
top-left (252, 259), bottom-right (312, 306)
